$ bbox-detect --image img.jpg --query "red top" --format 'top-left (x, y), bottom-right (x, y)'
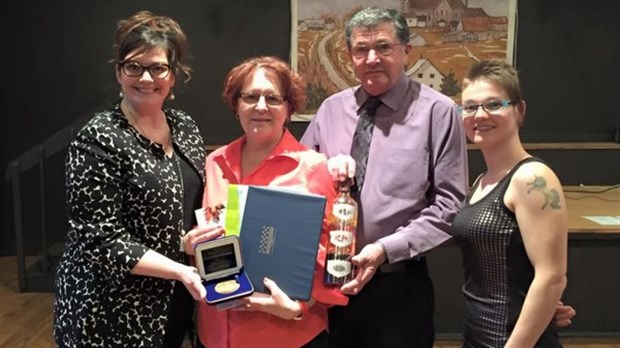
top-left (198, 129), bottom-right (349, 348)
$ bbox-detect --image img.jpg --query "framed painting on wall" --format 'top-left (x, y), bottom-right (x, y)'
top-left (290, 0), bottom-right (518, 121)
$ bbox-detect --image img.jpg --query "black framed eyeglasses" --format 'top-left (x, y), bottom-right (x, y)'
top-left (119, 61), bottom-right (172, 79)
top-left (458, 100), bottom-right (518, 116)
top-left (350, 42), bottom-right (403, 59)
top-left (238, 92), bottom-right (287, 106)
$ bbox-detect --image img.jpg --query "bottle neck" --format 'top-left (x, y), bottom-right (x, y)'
top-left (338, 179), bottom-right (352, 195)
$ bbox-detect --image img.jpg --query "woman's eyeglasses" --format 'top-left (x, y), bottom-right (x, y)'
top-left (238, 92), bottom-right (287, 106)
top-left (119, 61), bottom-right (172, 79)
top-left (458, 100), bottom-right (518, 117)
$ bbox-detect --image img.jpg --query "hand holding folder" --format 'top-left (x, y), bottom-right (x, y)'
top-left (225, 185), bottom-right (327, 301)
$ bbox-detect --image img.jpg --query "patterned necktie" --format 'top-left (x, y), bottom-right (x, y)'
top-left (350, 96), bottom-right (382, 194)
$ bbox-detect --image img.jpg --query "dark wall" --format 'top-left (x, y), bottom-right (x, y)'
top-left (517, 0), bottom-right (620, 142)
top-left (1, 0), bottom-right (293, 255)
top-left (1, 1), bottom-right (619, 251)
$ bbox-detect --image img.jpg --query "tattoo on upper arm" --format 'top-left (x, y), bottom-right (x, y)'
top-left (526, 175), bottom-right (561, 210)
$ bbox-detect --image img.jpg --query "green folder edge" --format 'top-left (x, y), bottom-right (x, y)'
top-left (225, 184), bottom-right (241, 236)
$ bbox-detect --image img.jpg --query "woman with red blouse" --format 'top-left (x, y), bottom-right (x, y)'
top-left (186, 56), bottom-right (348, 348)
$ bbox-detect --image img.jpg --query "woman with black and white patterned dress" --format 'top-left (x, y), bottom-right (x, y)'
top-left (54, 11), bottom-right (222, 348)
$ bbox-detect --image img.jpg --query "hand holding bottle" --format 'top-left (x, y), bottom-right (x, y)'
top-left (327, 154), bottom-right (356, 183)
top-left (340, 243), bottom-right (387, 295)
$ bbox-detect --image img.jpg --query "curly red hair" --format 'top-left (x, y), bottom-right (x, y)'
top-left (222, 56), bottom-right (307, 117)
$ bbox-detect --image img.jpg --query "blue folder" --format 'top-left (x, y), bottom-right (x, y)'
top-left (227, 185), bottom-right (326, 301)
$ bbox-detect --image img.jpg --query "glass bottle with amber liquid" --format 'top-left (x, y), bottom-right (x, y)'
top-left (324, 178), bottom-right (357, 286)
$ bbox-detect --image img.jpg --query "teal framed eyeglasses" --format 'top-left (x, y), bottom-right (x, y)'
top-left (458, 100), bottom-right (518, 116)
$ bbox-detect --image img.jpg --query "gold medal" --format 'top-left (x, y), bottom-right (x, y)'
top-left (214, 279), bottom-right (240, 294)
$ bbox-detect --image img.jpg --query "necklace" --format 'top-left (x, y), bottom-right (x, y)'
top-left (123, 106), bottom-right (173, 155)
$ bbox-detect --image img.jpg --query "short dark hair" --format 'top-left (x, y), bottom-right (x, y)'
top-left (345, 7), bottom-right (409, 49)
top-left (463, 59), bottom-right (522, 104)
top-left (114, 11), bottom-right (192, 83)
top-left (463, 59), bottom-right (525, 126)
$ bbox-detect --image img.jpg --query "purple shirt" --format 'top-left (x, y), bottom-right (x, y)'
top-left (301, 75), bottom-right (468, 263)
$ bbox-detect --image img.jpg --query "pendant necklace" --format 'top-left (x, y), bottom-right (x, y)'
top-left (125, 107), bottom-right (172, 154)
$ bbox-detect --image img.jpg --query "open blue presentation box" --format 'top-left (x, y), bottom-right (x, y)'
top-left (194, 236), bottom-right (254, 305)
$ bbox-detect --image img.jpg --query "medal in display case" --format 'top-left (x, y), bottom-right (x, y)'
top-left (194, 235), bottom-right (254, 305)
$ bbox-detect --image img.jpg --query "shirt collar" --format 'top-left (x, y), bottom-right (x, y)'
top-left (218, 128), bottom-right (304, 179)
top-left (354, 73), bottom-right (408, 114)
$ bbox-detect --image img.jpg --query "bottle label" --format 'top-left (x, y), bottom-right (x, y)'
top-left (332, 203), bottom-right (355, 222)
top-left (329, 230), bottom-right (353, 248)
top-left (326, 259), bottom-right (352, 278)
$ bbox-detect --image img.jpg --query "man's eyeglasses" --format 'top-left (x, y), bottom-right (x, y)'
top-left (238, 92), bottom-right (287, 106)
top-left (458, 100), bottom-right (518, 116)
top-left (119, 61), bottom-right (172, 79)
top-left (350, 42), bottom-right (403, 59)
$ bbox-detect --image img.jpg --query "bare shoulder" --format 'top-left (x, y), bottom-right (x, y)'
top-left (506, 161), bottom-right (565, 212)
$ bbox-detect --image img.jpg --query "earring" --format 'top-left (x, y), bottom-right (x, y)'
top-left (168, 91), bottom-right (175, 101)
top-left (119, 90), bottom-right (124, 98)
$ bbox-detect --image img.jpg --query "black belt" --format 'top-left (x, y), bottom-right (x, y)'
top-left (377, 257), bottom-right (423, 274)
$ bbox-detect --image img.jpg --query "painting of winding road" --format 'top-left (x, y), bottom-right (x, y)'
top-left (291, 0), bottom-right (517, 120)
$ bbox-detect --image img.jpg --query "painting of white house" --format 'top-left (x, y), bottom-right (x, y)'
top-left (290, 0), bottom-right (517, 121)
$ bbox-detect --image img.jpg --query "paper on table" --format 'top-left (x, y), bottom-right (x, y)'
top-left (583, 216), bottom-right (620, 226)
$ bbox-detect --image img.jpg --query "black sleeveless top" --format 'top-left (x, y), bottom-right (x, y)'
top-left (451, 157), bottom-right (562, 348)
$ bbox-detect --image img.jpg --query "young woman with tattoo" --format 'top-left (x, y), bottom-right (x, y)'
top-left (451, 59), bottom-right (568, 348)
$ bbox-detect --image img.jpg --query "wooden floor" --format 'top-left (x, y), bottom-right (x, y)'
top-left (1, 257), bottom-right (618, 348)
top-left (0, 257), bottom-right (54, 348)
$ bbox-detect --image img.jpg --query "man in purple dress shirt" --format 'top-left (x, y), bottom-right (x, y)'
top-left (300, 7), bottom-right (468, 348)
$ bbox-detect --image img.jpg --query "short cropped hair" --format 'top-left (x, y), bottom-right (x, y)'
top-left (345, 7), bottom-right (410, 49)
top-left (462, 59), bottom-right (522, 103)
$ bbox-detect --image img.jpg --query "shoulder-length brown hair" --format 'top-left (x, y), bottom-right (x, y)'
top-left (222, 56), bottom-right (306, 116)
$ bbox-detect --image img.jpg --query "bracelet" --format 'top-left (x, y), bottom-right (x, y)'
top-left (293, 301), bottom-right (307, 321)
